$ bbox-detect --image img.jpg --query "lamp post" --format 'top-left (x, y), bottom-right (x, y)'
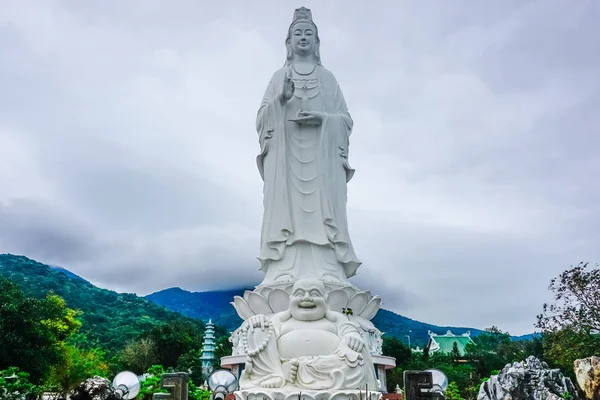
top-left (406, 330), bottom-right (412, 349)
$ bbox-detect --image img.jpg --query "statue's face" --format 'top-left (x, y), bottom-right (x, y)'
top-left (290, 21), bottom-right (317, 57)
top-left (289, 279), bottom-right (328, 321)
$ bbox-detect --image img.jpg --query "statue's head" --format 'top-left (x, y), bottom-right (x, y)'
top-left (285, 7), bottom-right (321, 65)
top-left (289, 278), bottom-right (328, 321)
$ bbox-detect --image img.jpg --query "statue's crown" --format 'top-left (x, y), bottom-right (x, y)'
top-left (292, 6), bottom-right (313, 24)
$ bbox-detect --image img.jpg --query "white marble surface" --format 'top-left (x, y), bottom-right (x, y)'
top-left (256, 6), bottom-right (360, 287)
top-left (238, 279), bottom-right (378, 391)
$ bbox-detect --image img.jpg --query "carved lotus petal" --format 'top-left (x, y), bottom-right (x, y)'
top-left (327, 289), bottom-right (349, 313)
top-left (246, 291), bottom-right (273, 315)
top-left (268, 288), bottom-right (290, 313)
top-left (256, 286), bottom-right (273, 298)
top-left (232, 296), bottom-right (254, 320)
top-left (349, 315), bottom-right (376, 331)
top-left (342, 286), bottom-right (358, 299)
top-left (347, 292), bottom-right (369, 316)
top-left (359, 296), bottom-right (382, 320)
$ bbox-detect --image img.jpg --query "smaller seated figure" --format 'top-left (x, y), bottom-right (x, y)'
top-left (239, 279), bottom-right (378, 391)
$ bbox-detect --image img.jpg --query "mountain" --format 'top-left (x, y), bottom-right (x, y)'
top-left (1, 253), bottom-right (531, 348)
top-left (146, 286), bottom-right (487, 346)
top-left (49, 265), bottom-right (89, 283)
top-left (145, 287), bottom-right (246, 330)
top-left (0, 254), bottom-right (205, 351)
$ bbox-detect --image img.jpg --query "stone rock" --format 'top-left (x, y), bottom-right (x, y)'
top-left (477, 356), bottom-right (579, 400)
top-left (70, 376), bottom-right (117, 400)
top-left (574, 356), bottom-right (600, 400)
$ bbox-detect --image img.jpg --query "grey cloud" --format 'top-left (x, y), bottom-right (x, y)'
top-left (0, 198), bottom-right (99, 263)
top-left (1, 0), bottom-right (599, 335)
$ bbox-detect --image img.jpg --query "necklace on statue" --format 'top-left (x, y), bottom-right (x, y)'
top-left (241, 321), bottom-right (274, 376)
top-left (293, 62), bottom-right (316, 76)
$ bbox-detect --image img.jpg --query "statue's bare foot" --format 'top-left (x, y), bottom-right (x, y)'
top-left (260, 376), bottom-right (285, 388)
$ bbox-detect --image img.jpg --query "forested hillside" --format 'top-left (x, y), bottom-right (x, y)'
top-left (0, 254), bottom-right (205, 350)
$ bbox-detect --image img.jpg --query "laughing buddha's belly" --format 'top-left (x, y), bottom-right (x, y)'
top-left (278, 329), bottom-right (341, 359)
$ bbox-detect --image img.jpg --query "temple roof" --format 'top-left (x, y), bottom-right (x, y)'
top-left (427, 330), bottom-right (475, 355)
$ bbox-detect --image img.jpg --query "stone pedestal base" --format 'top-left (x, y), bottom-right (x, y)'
top-left (234, 388), bottom-right (382, 400)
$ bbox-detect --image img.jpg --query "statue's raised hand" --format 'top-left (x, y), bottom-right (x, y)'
top-left (344, 332), bottom-right (364, 353)
top-left (279, 69), bottom-right (295, 104)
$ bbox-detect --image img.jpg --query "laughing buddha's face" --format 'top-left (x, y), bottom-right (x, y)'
top-left (289, 279), bottom-right (328, 321)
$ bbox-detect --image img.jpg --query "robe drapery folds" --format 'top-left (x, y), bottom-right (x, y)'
top-left (256, 65), bottom-right (361, 282)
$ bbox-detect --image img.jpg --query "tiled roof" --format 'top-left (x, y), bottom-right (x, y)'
top-left (427, 330), bottom-right (475, 355)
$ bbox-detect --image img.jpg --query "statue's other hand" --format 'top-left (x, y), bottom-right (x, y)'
top-left (344, 333), bottom-right (364, 353)
top-left (246, 314), bottom-right (267, 331)
top-left (294, 111), bottom-right (324, 125)
top-left (279, 70), bottom-right (295, 104)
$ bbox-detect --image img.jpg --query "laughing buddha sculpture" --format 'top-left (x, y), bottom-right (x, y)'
top-left (239, 279), bottom-right (378, 390)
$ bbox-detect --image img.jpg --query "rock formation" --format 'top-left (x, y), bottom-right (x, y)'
top-left (477, 356), bottom-right (579, 400)
top-left (70, 376), bottom-right (116, 400)
top-left (574, 356), bottom-right (600, 400)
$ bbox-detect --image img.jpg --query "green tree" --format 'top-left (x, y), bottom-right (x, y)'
top-left (451, 342), bottom-right (461, 361)
top-left (138, 365), bottom-right (168, 400)
top-left (176, 348), bottom-right (204, 384)
top-left (45, 344), bottom-right (110, 396)
top-left (382, 336), bottom-right (412, 366)
top-left (144, 321), bottom-right (204, 368)
top-left (536, 262), bottom-right (600, 333)
top-left (0, 278), bottom-right (80, 383)
top-left (188, 381), bottom-right (211, 400)
top-left (535, 262), bottom-right (600, 375)
top-left (466, 327), bottom-right (524, 379)
top-left (213, 335), bottom-right (233, 372)
top-left (541, 327), bottom-right (600, 376)
top-left (445, 381), bottom-right (464, 400)
top-left (0, 367), bottom-right (40, 400)
top-left (120, 338), bottom-right (158, 375)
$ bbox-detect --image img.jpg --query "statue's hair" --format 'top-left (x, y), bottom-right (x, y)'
top-left (284, 19), bottom-right (321, 66)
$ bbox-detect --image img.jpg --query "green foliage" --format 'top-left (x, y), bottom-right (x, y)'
top-left (144, 321), bottom-right (204, 368)
top-left (119, 338), bottom-right (158, 375)
top-left (138, 365), bottom-right (168, 400)
top-left (45, 343), bottom-right (110, 395)
top-left (465, 326), bottom-right (527, 379)
top-left (451, 342), bottom-right (461, 361)
top-left (445, 382), bottom-right (463, 400)
top-left (0, 277), bottom-right (79, 383)
top-left (177, 348), bottom-right (204, 384)
top-left (382, 336), bottom-right (412, 366)
top-left (188, 381), bottom-right (211, 400)
top-left (213, 335), bottom-right (233, 372)
top-left (537, 262), bottom-right (600, 333)
top-left (0, 254), bottom-right (205, 351)
top-left (541, 327), bottom-right (600, 378)
top-left (0, 367), bottom-right (40, 400)
top-left (535, 262), bottom-right (600, 379)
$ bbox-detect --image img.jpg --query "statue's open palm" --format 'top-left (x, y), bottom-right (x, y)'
top-left (280, 70), bottom-right (295, 103)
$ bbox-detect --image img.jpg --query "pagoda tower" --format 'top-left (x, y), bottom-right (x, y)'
top-left (200, 319), bottom-right (216, 378)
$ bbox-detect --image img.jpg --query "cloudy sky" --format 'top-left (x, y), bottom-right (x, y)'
top-left (1, 0), bottom-right (598, 335)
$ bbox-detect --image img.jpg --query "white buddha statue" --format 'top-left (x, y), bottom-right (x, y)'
top-left (256, 7), bottom-right (361, 287)
top-left (239, 279), bottom-right (378, 390)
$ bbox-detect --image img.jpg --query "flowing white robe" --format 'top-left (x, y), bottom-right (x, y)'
top-left (256, 65), bottom-right (361, 285)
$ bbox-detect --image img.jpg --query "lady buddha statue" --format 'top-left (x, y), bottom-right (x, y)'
top-left (256, 7), bottom-right (361, 287)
